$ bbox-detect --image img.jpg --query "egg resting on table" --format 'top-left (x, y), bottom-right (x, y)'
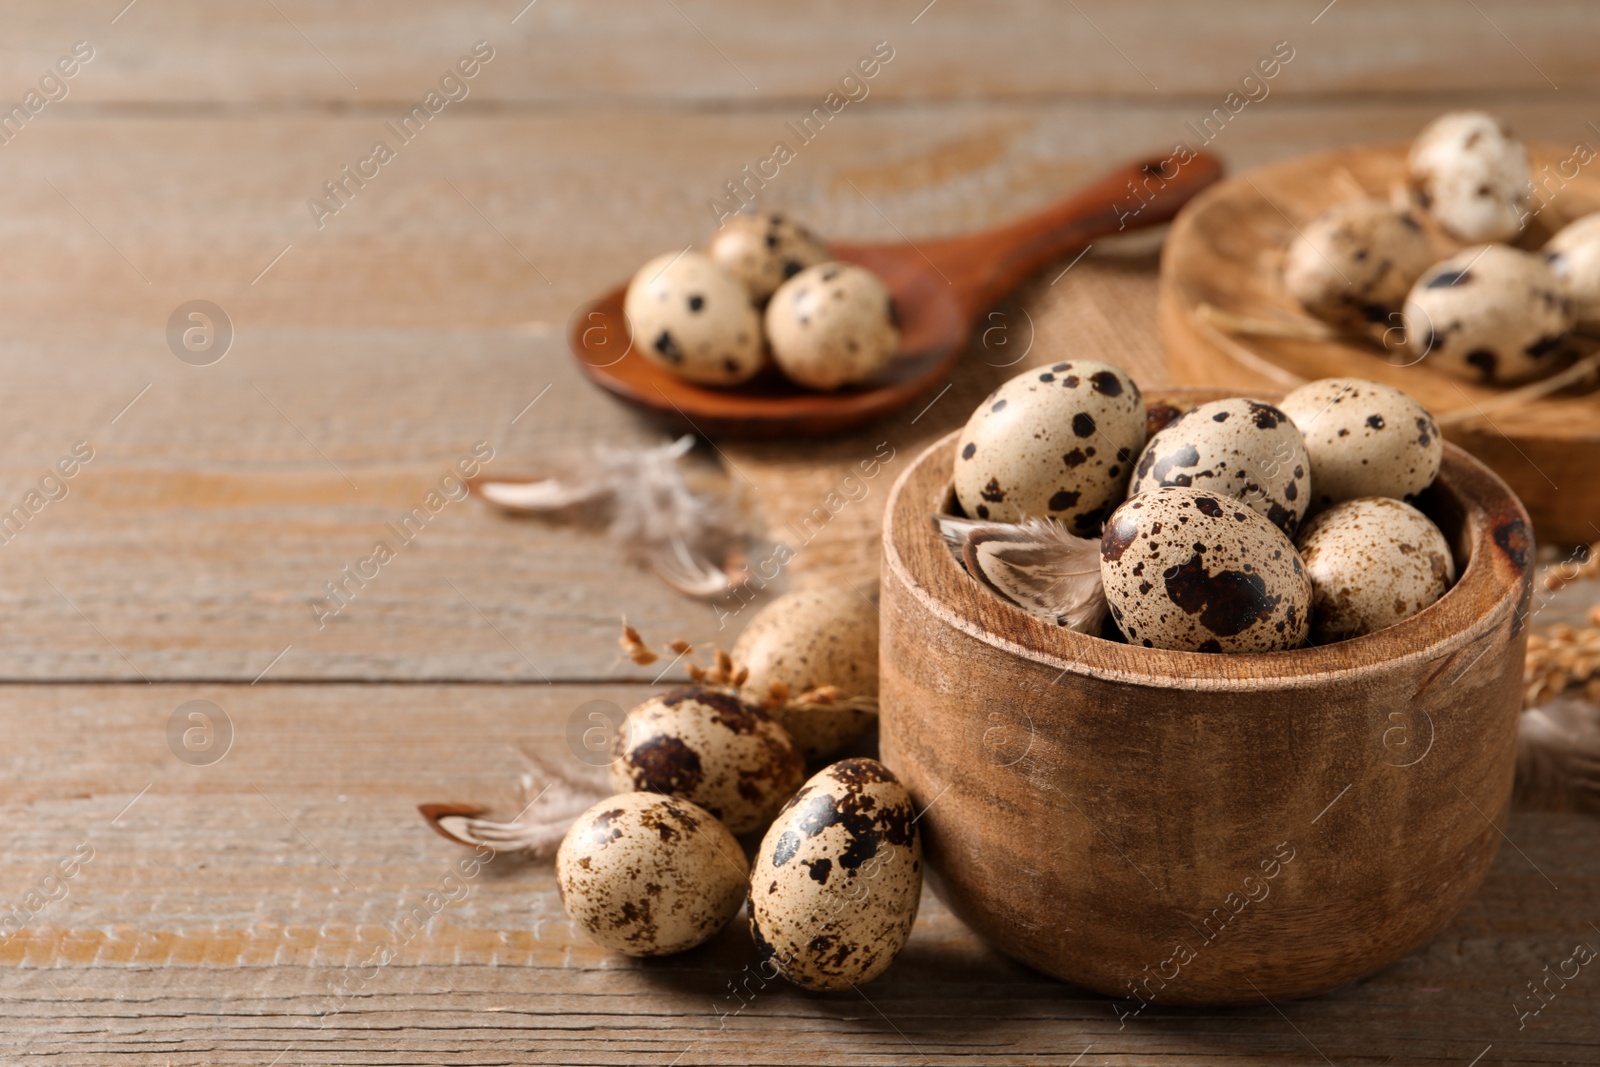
top-left (1282, 199), bottom-right (1434, 329)
top-left (556, 792), bottom-right (747, 957)
top-left (733, 586), bottom-right (879, 762)
top-left (1130, 397), bottom-right (1312, 537)
top-left (623, 251), bottom-right (763, 386)
top-left (610, 688), bottom-right (805, 835)
top-left (1543, 212), bottom-right (1600, 331)
top-left (1277, 378), bottom-right (1442, 509)
top-left (1296, 496), bottom-right (1455, 642)
top-left (954, 360), bottom-right (1146, 536)
top-left (1402, 244), bottom-right (1572, 385)
top-left (1100, 485), bottom-right (1312, 653)
top-left (765, 262), bottom-right (899, 390)
top-left (1407, 110), bottom-right (1531, 243)
top-left (705, 212), bottom-right (830, 303)
top-left (749, 758), bottom-right (922, 991)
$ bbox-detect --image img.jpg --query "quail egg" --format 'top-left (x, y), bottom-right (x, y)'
top-left (1543, 212), bottom-right (1600, 330)
top-left (1283, 199), bottom-right (1435, 329)
top-left (765, 262), bottom-right (899, 390)
top-left (1100, 485), bottom-right (1312, 653)
top-left (624, 251), bottom-right (764, 386)
top-left (749, 758), bottom-right (922, 991)
top-left (1130, 397), bottom-right (1312, 537)
top-left (1296, 496), bottom-right (1455, 642)
top-left (610, 688), bottom-right (805, 834)
top-left (1278, 378), bottom-right (1442, 509)
top-left (556, 791), bottom-right (748, 957)
top-left (954, 361), bottom-right (1146, 536)
top-left (705, 213), bottom-right (831, 303)
top-left (1402, 245), bottom-right (1573, 384)
top-left (1408, 111), bottom-right (1531, 242)
top-left (733, 585), bottom-right (879, 762)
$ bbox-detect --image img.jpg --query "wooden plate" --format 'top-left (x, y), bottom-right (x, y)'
top-left (1160, 142), bottom-right (1600, 544)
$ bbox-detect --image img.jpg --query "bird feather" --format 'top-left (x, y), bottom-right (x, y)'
top-left (419, 747), bottom-right (609, 859)
top-left (1515, 696), bottom-right (1600, 813)
top-left (475, 477), bottom-right (608, 512)
top-left (471, 435), bottom-right (754, 600)
top-left (932, 514), bottom-right (1108, 634)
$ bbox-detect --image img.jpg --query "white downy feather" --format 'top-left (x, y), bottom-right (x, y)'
top-left (420, 749), bottom-right (609, 859)
top-left (471, 435), bottom-right (752, 599)
top-left (647, 534), bottom-right (738, 599)
top-left (929, 514), bottom-right (990, 554)
top-left (1515, 696), bottom-right (1600, 813)
top-left (476, 478), bottom-right (609, 511)
top-left (932, 514), bottom-right (1107, 634)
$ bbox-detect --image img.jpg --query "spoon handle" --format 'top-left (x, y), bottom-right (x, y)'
top-left (920, 151), bottom-right (1224, 320)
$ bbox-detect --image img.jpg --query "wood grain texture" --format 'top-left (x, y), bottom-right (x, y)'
top-left (0, 1), bottom-right (1595, 105)
top-left (1, 101), bottom-right (1599, 337)
top-left (0, 2), bottom-right (1596, 1062)
top-left (1, 684), bottom-right (1597, 1065)
top-left (1, 101), bottom-right (1598, 678)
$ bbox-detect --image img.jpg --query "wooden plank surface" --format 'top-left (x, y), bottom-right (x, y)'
top-left (0, 1), bottom-right (1594, 104)
top-left (1, 2), bottom-right (1598, 1064)
top-left (2, 684), bottom-right (1598, 1065)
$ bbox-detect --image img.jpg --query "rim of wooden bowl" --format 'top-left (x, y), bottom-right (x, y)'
top-left (883, 388), bottom-right (1533, 691)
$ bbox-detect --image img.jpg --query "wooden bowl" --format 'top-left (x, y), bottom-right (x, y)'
top-left (1160, 142), bottom-right (1600, 544)
top-left (879, 388), bottom-right (1533, 1005)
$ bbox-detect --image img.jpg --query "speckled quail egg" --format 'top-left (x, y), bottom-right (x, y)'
top-left (1279, 378), bottom-right (1442, 509)
top-left (1100, 485), bottom-right (1312, 653)
top-left (624, 251), bottom-right (763, 386)
top-left (705, 213), bottom-right (831, 303)
top-left (610, 688), bottom-right (805, 835)
top-left (733, 586), bottom-right (879, 762)
top-left (1543, 212), bottom-right (1600, 330)
top-left (1130, 397), bottom-right (1312, 537)
top-left (749, 758), bottom-right (922, 991)
top-left (765, 262), bottom-right (899, 390)
top-left (1408, 111), bottom-right (1531, 242)
top-left (556, 791), bottom-right (748, 957)
top-left (954, 361), bottom-right (1146, 536)
top-left (1283, 199), bottom-right (1435, 329)
top-left (1297, 497), bottom-right (1455, 642)
top-left (1402, 245), bottom-right (1573, 384)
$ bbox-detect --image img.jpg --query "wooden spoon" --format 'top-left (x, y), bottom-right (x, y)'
top-left (571, 152), bottom-right (1223, 439)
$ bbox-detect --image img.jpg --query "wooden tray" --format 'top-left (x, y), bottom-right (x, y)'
top-left (1160, 143), bottom-right (1600, 544)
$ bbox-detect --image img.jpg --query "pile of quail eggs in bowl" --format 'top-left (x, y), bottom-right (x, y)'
top-left (948, 361), bottom-right (1455, 653)
top-left (624, 214), bottom-right (900, 391)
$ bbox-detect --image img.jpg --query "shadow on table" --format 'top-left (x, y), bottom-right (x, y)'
top-left (622, 812), bottom-right (1598, 1065)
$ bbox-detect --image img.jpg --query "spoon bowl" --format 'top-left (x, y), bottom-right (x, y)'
top-left (571, 152), bottom-right (1225, 439)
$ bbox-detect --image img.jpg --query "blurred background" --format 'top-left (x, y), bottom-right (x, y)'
top-left (0, 1), bottom-right (1591, 676)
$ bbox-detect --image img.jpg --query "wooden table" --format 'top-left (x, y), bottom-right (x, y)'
top-left (2, 3), bottom-right (1598, 1063)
